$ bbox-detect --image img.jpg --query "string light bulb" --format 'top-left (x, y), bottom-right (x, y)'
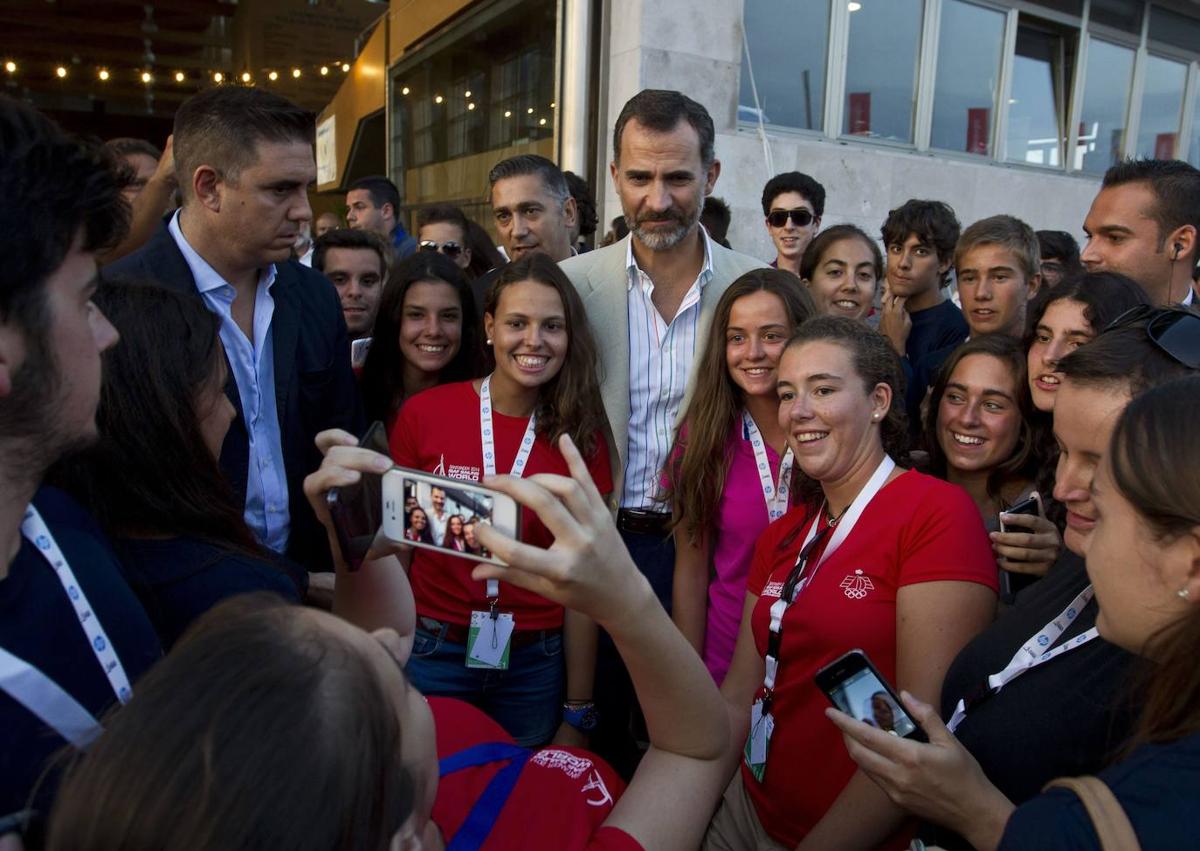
top-left (98, 69), bottom-right (110, 81)
top-left (434, 94), bottom-right (443, 104)
top-left (341, 63), bottom-right (350, 72)
top-left (527, 107), bottom-right (533, 114)
top-left (55, 66), bottom-right (67, 78)
top-left (467, 102), bottom-right (476, 111)
top-left (269, 71), bottom-right (278, 81)
top-left (292, 68), bottom-right (301, 79)
top-left (141, 71), bottom-right (153, 84)
top-left (401, 86), bottom-right (410, 95)
top-left (174, 71), bottom-right (185, 82)
top-left (241, 71), bottom-right (251, 83)
top-left (464, 90), bottom-right (472, 98)
top-left (504, 110), bottom-right (512, 118)
top-left (4, 61), bottom-right (16, 74)
top-left (213, 71), bottom-right (224, 83)
top-left (539, 117), bottom-right (547, 125)
top-left (320, 65), bottom-right (329, 76)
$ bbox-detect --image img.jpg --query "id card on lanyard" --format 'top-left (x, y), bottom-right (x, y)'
top-left (743, 411), bottom-right (794, 523)
top-left (946, 585), bottom-right (1099, 733)
top-left (467, 375), bottom-right (536, 670)
top-left (746, 455), bottom-right (896, 781)
top-left (0, 504), bottom-right (132, 748)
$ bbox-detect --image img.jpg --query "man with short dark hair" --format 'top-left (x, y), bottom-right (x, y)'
top-left (312, 228), bottom-right (389, 340)
top-left (564, 170), bottom-right (599, 252)
top-left (106, 86), bottom-right (363, 570)
top-left (761, 171), bottom-right (825, 274)
top-left (561, 89), bottom-right (764, 774)
top-left (416, 204), bottom-right (472, 272)
top-left (314, 211), bottom-right (340, 237)
top-left (346, 175), bottom-right (418, 260)
top-left (701, 196), bottom-right (733, 249)
top-left (1082, 158), bottom-right (1200, 305)
top-left (0, 95), bottom-right (162, 833)
top-left (1036, 229), bottom-right (1082, 289)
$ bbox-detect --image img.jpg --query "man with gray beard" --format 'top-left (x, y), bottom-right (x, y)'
top-left (560, 88), bottom-right (763, 775)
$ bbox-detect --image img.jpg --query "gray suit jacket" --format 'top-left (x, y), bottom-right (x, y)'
top-left (561, 233), bottom-right (767, 503)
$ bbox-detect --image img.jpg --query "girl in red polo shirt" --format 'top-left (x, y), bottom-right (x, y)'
top-left (390, 252), bottom-right (611, 748)
top-left (705, 316), bottom-right (998, 850)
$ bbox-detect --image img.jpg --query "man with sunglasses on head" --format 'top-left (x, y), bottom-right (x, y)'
top-left (761, 171), bottom-right (825, 276)
top-left (416, 204), bottom-right (473, 274)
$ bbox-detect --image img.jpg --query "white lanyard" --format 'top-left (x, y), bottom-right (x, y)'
top-left (742, 410), bottom-right (794, 523)
top-left (479, 375), bottom-right (537, 598)
top-left (762, 455), bottom-right (896, 695)
top-left (0, 504), bottom-right (133, 747)
top-left (947, 585), bottom-right (1099, 733)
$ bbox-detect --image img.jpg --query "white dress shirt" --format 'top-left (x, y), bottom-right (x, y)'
top-left (621, 229), bottom-right (715, 510)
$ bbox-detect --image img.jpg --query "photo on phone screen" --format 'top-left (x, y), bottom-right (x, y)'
top-left (815, 650), bottom-right (922, 739)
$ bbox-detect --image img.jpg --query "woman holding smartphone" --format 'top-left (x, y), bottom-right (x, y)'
top-left (664, 269), bottom-right (815, 684)
top-left (389, 252), bottom-right (611, 747)
top-left (830, 371), bottom-right (1200, 851)
top-left (705, 316), bottom-right (997, 850)
top-left (922, 335), bottom-right (1059, 581)
top-left (363, 252), bottom-right (483, 428)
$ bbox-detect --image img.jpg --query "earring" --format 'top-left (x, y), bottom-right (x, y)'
top-left (1179, 588), bottom-right (1191, 600)
top-left (486, 338), bottom-right (493, 345)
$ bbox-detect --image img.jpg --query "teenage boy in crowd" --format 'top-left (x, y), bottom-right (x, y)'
top-left (311, 228), bottom-right (389, 342)
top-left (561, 89), bottom-right (764, 775)
top-left (877, 199), bottom-right (968, 432)
top-left (346, 175), bottom-right (418, 260)
top-left (954, 215), bottom-right (1040, 340)
top-left (106, 86), bottom-right (363, 571)
top-left (1082, 159), bottom-right (1200, 305)
top-left (0, 95), bottom-right (163, 839)
top-left (1036, 229), bottom-right (1082, 288)
top-left (416, 203), bottom-right (473, 273)
top-left (761, 171), bottom-right (825, 275)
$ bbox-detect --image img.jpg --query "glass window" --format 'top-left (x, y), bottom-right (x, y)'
top-left (739, 0), bottom-right (828, 131)
top-left (1189, 83), bottom-right (1200, 168)
top-left (930, 0), bottom-right (1005, 156)
top-left (842, 0), bottom-right (924, 143)
top-left (1148, 6), bottom-right (1200, 53)
top-left (1135, 55), bottom-right (1187, 159)
top-left (1074, 39), bottom-right (1135, 175)
top-left (1006, 19), bottom-right (1076, 167)
top-left (1089, 0), bottom-right (1142, 33)
top-left (1027, 0), bottom-right (1083, 16)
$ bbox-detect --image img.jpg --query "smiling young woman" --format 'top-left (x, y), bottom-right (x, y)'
top-left (389, 252), bottom-right (611, 749)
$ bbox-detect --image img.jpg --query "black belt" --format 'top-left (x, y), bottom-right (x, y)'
top-left (616, 509), bottom-right (672, 536)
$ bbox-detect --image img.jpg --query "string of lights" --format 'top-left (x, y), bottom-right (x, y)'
top-left (1, 59), bottom-right (355, 85)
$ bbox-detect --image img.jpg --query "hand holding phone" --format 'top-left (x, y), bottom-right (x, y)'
top-left (993, 491), bottom-right (1060, 584)
top-left (815, 650), bottom-right (925, 741)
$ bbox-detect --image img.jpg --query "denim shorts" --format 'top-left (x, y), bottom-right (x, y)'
top-left (406, 622), bottom-right (564, 747)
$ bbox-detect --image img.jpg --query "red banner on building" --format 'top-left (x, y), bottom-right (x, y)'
top-left (967, 108), bottom-right (990, 155)
top-left (848, 93), bottom-right (871, 136)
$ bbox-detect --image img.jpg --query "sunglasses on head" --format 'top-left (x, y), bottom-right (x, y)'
top-left (767, 208), bottom-right (816, 229)
top-left (1103, 304), bottom-right (1200, 369)
top-left (419, 240), bottom-right (463, 258)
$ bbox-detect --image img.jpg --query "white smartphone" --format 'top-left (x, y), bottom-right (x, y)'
top-left (382, 467), bottom-right (520, 566)
top-left (351, 337), bottom-right (372, 369)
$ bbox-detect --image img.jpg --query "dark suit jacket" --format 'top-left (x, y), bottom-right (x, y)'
top-left (105, 224), bottom-right (365, 570)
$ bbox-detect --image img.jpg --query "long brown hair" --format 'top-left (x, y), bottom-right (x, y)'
top-left (923, 334), bottom-right (1041, 508)
top-left (663, 269), bottom-right (816, 543)
top-left (485, 252), bottom-right (606, 457)
top-left (1109, 376), bottom-right (1200, 750)
top-left (46, 595), bottom-right (414, 851)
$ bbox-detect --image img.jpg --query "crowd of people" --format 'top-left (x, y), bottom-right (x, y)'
top-left (2, 77), bottom-right (1200, 851)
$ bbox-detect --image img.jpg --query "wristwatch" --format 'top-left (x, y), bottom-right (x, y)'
top-left (562, 700), bottom-right (598, 732)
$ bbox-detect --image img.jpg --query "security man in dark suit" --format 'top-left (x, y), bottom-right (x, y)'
top-left (106, 86), bottom-right (363, 572)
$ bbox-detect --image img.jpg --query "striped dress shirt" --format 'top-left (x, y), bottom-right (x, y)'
top-left (621, 231), bottom-right (715, 510)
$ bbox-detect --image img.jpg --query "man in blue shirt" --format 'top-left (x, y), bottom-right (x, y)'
top-left (0, 95), bottom-right (162, 840)
top-left (107, 87), bottom-right (363, 570)
top-left (346, 174), bottom-right (418, 260)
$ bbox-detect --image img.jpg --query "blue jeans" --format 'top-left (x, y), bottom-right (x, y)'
top-left (591, 528), bottom-right (676, 778)
top-left (406, 622), bottom-right (564, 747)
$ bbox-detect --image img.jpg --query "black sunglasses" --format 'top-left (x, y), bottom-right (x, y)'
top-left (767, 208), bottom-right (816, 229)
top-left (419, 239), bottom-right (463, 258)
top-left (1103, 305), bottom-right (1200, 369)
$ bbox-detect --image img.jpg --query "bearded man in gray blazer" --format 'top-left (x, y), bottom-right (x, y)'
top-left (560, 89), bottom-right (765, 775)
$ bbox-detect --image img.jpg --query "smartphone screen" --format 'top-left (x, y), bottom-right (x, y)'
top-left (326, 421), bottom-right (391, 570)
top-left (816, 650), bottom-right (923, 740)
top-left (382, 468), bottom-right (519, 566)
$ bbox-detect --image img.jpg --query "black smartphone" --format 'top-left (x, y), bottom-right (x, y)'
top-left (998, 492), bottom-right (1044, 599)
top-left (815, 649), bottom-right (926, 741)
top-left (326, 421), bottom-right (391, 571)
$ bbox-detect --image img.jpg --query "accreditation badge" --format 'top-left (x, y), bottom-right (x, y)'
top-left (466, 610), bottom-right (514, 669)
top-left (744, 698), bottom-right (774, 782)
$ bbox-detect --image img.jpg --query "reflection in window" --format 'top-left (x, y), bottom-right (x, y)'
top-left (930, 0), bottom-right (1005, 156)
top-left (1190, 86), bottom-right (1200, 168)
top-left (843, 0), bottom-right (923, 143)
top-left (1075, 39), bottom-right (1134, 175)
top-left (1006, 20), bottom-right (1074, 167)
top-left (1135, 56), bottom-right (1186, 159)
top-left (1089, 0), bottom-right (1142, 34)
top-left (739, 0), bottom-right (828, 131)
